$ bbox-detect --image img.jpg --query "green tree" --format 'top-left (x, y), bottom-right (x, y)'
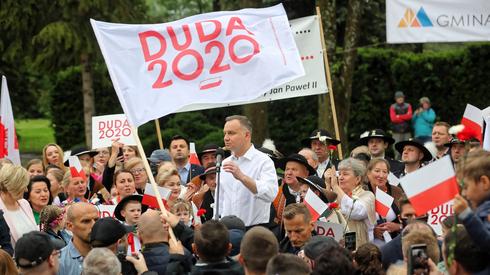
top-left (30, 0), bottom-right (146, 147)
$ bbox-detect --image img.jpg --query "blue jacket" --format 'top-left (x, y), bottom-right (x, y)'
top-left (460, 198), bottom-right (490, 251)
top-left (412, 108), bottom-right (436, 137)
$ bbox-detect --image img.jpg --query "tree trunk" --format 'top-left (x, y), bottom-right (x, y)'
top-left (81, 52), bottom-right (95, 148)
top-left (239, 0), bottom-right (269, 146)
top-left (317, 0), bottom-right (363, 156)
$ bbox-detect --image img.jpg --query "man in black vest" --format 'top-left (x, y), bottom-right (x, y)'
top-left (390, 91), bottom-right (413, 159)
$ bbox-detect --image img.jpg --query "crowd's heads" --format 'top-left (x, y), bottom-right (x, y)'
top-left (266, 253), bottom-right (311, 275)
top-left (24, 175), bottom-right (53, 210)
top-left (302, 129), bottom-right (340, 163)
top-left (147, 149), bottom-right (172, 165)
top-left (311, 246), bottom-right (355, 275)
top-left (169, 135), bottom-right (190, 163)
top-left (0, 249), bottom-right (17, 275)
top-left (114, 194), bottom-right (145, 225)
top-left (401, 230), bottom-right (440, 264)
top-left (443, 227), bottom-right (490, 274)
top-left (124, 157), bottom-right (148, 190)
top-left (394, 91), bottom-right (405, 102)
top-left (298, 147), bottom-right (319, 169)
top-left (82, 247), bottom-right (121, 275)
top-left (122, 145), bottom-right (140, 162)
top-left (199, 163), bottom-right (217, 190)
top-left (338, 158), bottom-right (366, 192)
top-left (90, 217), bottom-right (132, 250)
top-left (282, 203), bottom-right (314, 249)
top-left (398, 199), bottom-right (428, 227)
top-left (65, 202), bottom-right (99, 244)
top-left (62, 170), bottom-right (87, 200)
top-left (15, 231), bottom-right (64, 273)
top-left (26, 158), bottom-right (44, 178)
top-left (193, 220), bottom-right (231, 262)
top-left (297, 175), bottom-right (336, 203)
top-left (221, 215), bottom-right (246, 256)
top-left (170, 198), bottom-right (194, 226)
top-left (39, 205), bottom-right (65, 232)
top-left (303, 235), bottom-right (339, 265)
top-left (156, 167), bottom-right (181, 199)
top-left (281, 153), bottom-right (316, 188)
top-left (0, 164), bottom-right (30, 200)
top-left (240, 226), bottom-right (279, 274)
top-left (198, 143), bottom-right (220, 168)
top-left (354, 243), bottom-right (384, 275)
top-left (366, 158), bottom-right (390, 188)
top-left (112, 169), bottom-right (136, 199)
top-left (42, 143), bottom-right (64, 168)
top-left (395, 137), bottom-right (433, 164)
top-left (457, 149), bottom-right (490, 208)
top-left (46, 167), bottom-right (64, 197)
top-left (431, 122), bottom-right (451, 148)
top-left (444, 137), bottom-right (466, 164)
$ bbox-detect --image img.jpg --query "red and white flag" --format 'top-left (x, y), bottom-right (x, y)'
top-left (303, 188), bottom-right (328, 221)
top-left (461, 104), bottom-right (483, 142)
top-left (91, 4), bottom-right (304, 127)
top-left (142, 183), bottom-right (172, 209)
top-left (0, 76), bottom-right (20, 165)
top-left (375, 187), bottom-right (394, 218)
top-left (400, 156), bottom-right (459, 216)
top-left (68, 156), bottom-right (87, 182)
top-left (189, 142), bottom-right (201, 166)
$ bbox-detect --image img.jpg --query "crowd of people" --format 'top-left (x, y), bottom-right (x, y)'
top-left (0, 107), bottom-right (489, 274)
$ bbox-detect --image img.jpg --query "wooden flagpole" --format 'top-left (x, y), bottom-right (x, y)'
top-left (154, 119), bottom-right (164, 149)
top-left (131, 126), bottom-right (176, 241)
top-left (316, 6), bottom-right (343, 159)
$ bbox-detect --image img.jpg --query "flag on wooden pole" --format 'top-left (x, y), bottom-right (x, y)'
top-left (0, 76), bottom-right (20, 165)
top-left (142, 183), bottom-right (172, 209)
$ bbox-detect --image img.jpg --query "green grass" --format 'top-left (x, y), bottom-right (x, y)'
top-left (16, 119), bottom-right (55, 154)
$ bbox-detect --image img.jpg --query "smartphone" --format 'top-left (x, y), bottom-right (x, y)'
top-left (408, 244), bottom-right (429, 275)
top-left (118, 148), bottom-right (124, 159)
top-left (344, 232), bottom-right (356, 252)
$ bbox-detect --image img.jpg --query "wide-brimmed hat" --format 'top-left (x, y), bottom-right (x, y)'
top-left (63, 146), bottom-right (98, 166)
top-left (395, 137), bottom-right (433, 162)
top-left (197, 144), bottom-right (218, 161)
top-left (296, 176), bottom-right (337, 203)
top-left (278, 153), bottom-right (316, 176)
top-left (444, 137), bottom-right (465, 148)
top-left (302, 129), bottom-right (341, 146)
top-left (358, 129), bottom-right (395, 145)
top-left (114, 195), bottom-right (148, 222)
top-left (199, 163), bottom-right (217, 180)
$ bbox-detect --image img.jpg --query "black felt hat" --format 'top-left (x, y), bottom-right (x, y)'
top-left (395, 137), bottom-right (433, 162)
top-left (358, 129), bottom-right (395, 145)
top-left (278, 153), bottom-right (317, 176)
top-left (114, 195), bottom-right (148, 222)
top-left (302, 129), bottom-right (341, 146)
top-left (297, 176), bottom-right (337, 203)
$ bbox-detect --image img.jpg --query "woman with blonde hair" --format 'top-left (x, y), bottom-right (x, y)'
top-left (42, 143), bottom-right (66, 170)
top-left (124, 157), bottom-right (148, 193)
top-left (0, 249), bottom-right (18, 275)
top-left (0, 164), bottom-right (38, 246)
top-left (46, 167), bottom-right (66, 206)
top-left (61, 170), bottom-right (88, 204)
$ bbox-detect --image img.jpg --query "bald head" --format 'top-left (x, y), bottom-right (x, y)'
top-left (138, 210), bottom-right (168, 244)
top-left (67, 202), bottom-right (97, 222)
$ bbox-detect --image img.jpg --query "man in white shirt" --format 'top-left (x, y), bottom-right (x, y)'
top-left (219, 115), bottom-right (278, 227)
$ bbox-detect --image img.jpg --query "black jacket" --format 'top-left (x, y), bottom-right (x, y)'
top-left (183, 164), bottom-right (205, 184)
top-left (191, 259), bottom-right (244, 275)
top-left (142, 242), bottom-right (193, 275)
top-left (279, 231), bottom-right (317, 255)
top-left (0, 210), bottom-right (13, 256)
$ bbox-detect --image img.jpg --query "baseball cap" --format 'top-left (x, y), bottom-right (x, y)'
top-left (90, 217), bottom-right (132, 247)
top-left (220, 215), bottom-right (246, 231)
top-left (15, 231), bottom-right (65, 268)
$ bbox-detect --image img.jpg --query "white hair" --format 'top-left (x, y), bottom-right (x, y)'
top-left (82, 248), bottom-right (121, 275)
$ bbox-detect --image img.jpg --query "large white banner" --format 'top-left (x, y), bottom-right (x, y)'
top-left (177, 15), bottom-right (327, 112)
top-left (387, 0), bottom-right (490, 43)
top-left (91, 4), bottom-right (304, 127)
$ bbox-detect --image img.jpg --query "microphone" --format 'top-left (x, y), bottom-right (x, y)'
top-left (215, 148), bottom-right (225, 168)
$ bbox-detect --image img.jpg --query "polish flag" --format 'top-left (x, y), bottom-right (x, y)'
top-left (142, 183), bottom-right (172, 209)
top-left (461, 104), bottom-right (483, 142)
top-left (0, 76), bottom-right (20, 165)
top-left (68, 156), bottom-right (87, 182)
top-left (388, 172), bottom-right (400, 186)
top-left (482, 106), bottom-right (490, 151)
top-left (189, 142), bottom-right (201, 166)
top-left (303, 188), bottom-right (328, 221)
top-left (400, 156), bottom-right (459, 216)
top-left (375, 187), bottom-right (394, 218)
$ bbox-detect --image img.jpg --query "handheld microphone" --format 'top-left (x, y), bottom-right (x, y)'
top-left (215, 148), bottom-right (225, 168)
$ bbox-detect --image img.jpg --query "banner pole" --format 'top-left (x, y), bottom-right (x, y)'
top-left (316, 6), bottom-right (343, 159)
top-left (131, 126), bottom-right (176, 241)
top-left (154, 119), bottom-right (164, 149)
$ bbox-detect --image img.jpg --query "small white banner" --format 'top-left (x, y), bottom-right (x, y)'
top-left (92, 114), bottom-right (136, 149)
top-left (314, 221), bottom-right (344, 242)
top-left (387, 0), bottom-right (490, 43)
top-left (97, 205), bottom-right (116, 218)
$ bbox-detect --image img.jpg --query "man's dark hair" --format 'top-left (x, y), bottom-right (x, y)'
top-left (311, 246), bottom-right (356, 275)
top-left (241, 227), bottom-right (278, 273)
top-left (399, 198), bottom-right (411, 211)
top-left (169, 135), bottom-right (189, 148)
top-left (266, 253), bottom-right (310, 275)
top-left (444, 227), bottom-right (490, 273)
top-left (194, 220), bottom-right (230, 262)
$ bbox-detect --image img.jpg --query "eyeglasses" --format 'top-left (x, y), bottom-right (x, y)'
top-left (130, 168), bottom-right (145, 174)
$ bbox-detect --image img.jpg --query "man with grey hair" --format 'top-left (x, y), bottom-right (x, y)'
top-left (220, 115), bottom-right (278, 228)
top-left (83, 248), bottom-right (157, 275)
top-left (298, 147), bottom-right (319, 173)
